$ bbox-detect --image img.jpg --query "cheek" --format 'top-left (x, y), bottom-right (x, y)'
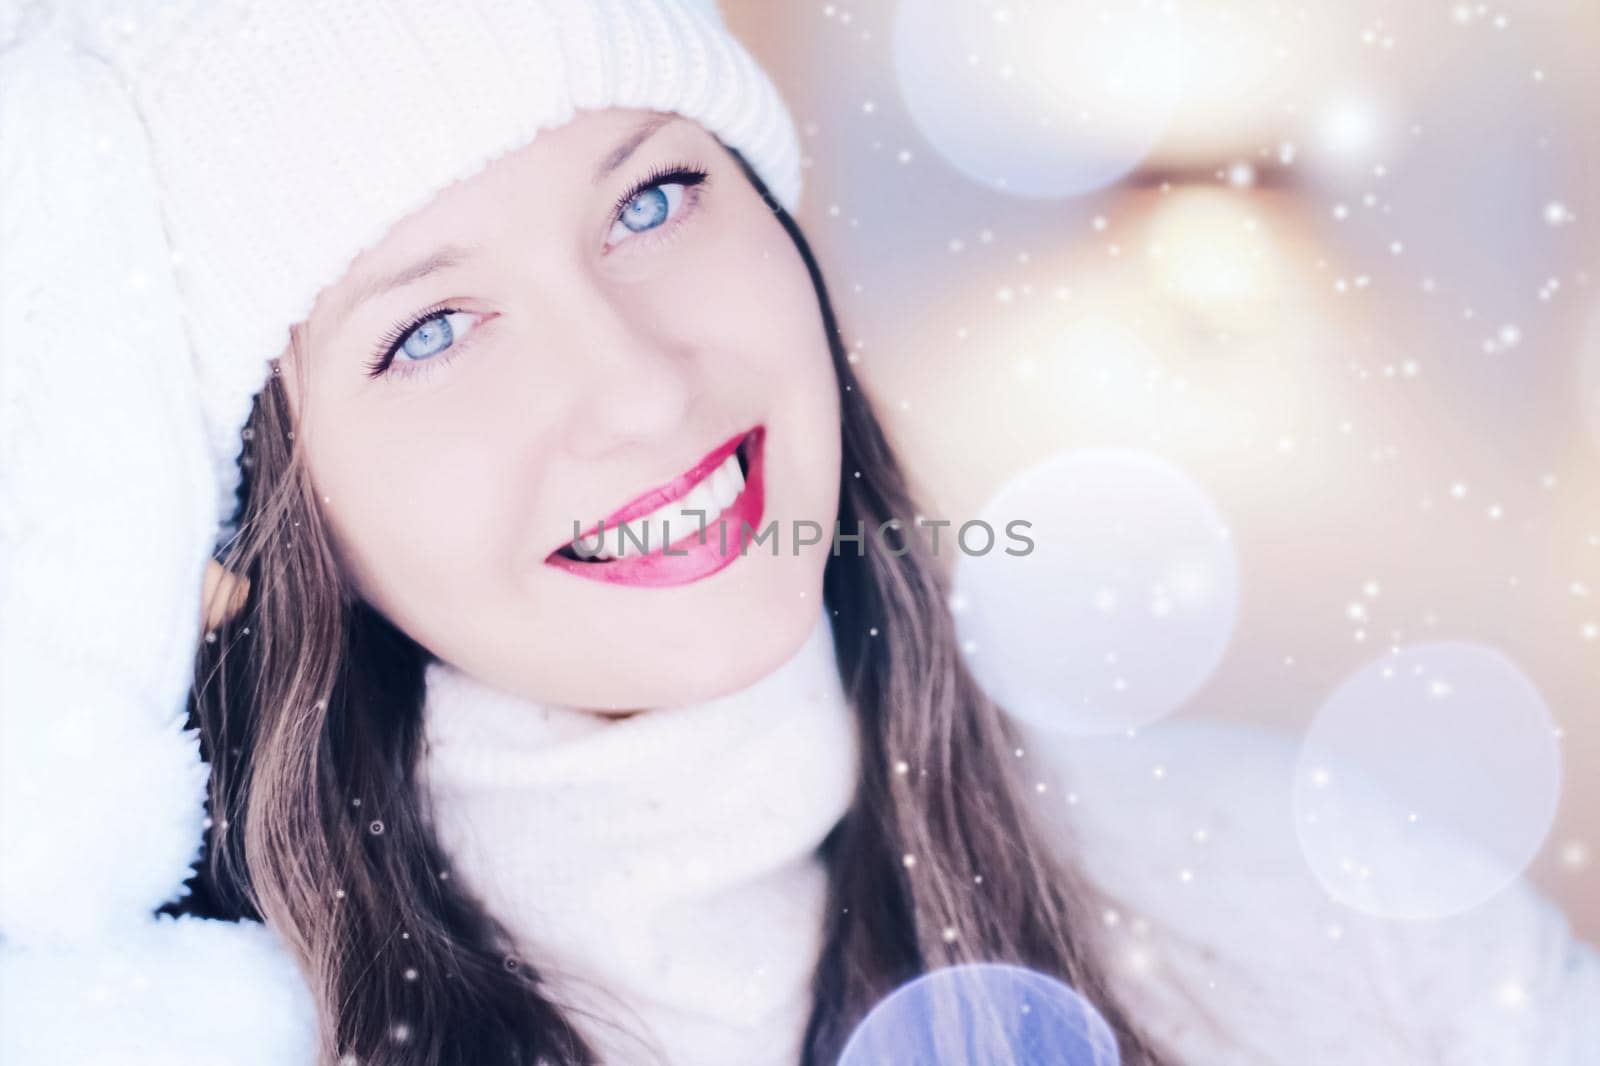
top-left (754, 243), bottom-right (841, 442)
top-left (714, 228), bottom-right (842, 503)
top-left (697, 217), bottom-right (836, 401)
top-left (305, 413), bottom-right (511, 611)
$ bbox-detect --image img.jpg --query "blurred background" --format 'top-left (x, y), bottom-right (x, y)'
top-left (724, 1), bottom-right (1598, 938)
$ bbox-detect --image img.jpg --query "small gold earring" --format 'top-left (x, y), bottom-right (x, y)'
top-left (201, 559), bottom-right (251, 631)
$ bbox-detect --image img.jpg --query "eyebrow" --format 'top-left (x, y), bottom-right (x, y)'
top-left (328, 244), bottom-right (478, 327)
top-left (330, 115), bottom-right (682, 325)
top-left (594, 113), bottom-right (679, 183)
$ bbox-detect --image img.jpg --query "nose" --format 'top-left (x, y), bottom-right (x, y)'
top-left (556, 286), bottom-right (695, 461)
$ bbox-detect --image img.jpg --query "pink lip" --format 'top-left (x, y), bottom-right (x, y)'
top-left (543, 425), bottom-right (767, 589)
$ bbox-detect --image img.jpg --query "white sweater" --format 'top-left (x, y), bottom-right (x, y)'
top-left (416, 607), bottom-right (859, 1066)
top-left (414, 606), bottom-right (1600, 1065)
top-left (3, 608), bottom-right (1595, 1063)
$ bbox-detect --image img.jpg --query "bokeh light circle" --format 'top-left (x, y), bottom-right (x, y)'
top-left (839, 963), bottom-right (1120, 1066)
top-left (1293, 642), bottom-right (1563, 921)
top-left (952, 449), bottom-right (1239, 736)
top-left (891, 0), bottom-right (1184, 198)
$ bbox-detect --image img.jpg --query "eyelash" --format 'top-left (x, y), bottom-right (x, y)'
top-left (364, 301), bottom-right (461, 382)
top-left (609, 161), bottom-right (710, 231)
top-left (363, 161), bottom-right (711, 382)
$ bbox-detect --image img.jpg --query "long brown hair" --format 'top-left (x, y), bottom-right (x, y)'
top-left (170, 142), bottom-right (1172, 1065)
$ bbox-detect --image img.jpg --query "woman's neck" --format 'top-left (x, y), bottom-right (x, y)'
top-left (415, 606), bottom-right (858, 1066)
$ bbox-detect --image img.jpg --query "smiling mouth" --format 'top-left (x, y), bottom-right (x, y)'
top-left (549, 428), bottom-right (759, 565)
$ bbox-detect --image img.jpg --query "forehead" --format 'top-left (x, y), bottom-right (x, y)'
top-left (309, 107), bottom-right (698, 319)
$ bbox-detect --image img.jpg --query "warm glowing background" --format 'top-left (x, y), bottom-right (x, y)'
top-left (725, 0), bottom-right (1598, 938)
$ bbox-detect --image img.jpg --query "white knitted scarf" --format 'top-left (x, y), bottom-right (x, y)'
top-left (415, 607), bottom-right (859, 1066)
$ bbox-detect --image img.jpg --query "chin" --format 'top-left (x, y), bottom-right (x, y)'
top-left (638, 574), bottom-right (827, 706)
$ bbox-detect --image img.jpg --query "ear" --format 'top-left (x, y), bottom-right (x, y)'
top-left (201, 560), bottom-right (252, 632)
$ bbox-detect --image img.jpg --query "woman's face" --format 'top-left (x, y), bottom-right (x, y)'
top-left (280, 107), bottom-right (841, 712)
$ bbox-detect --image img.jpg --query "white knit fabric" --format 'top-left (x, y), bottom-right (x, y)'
top-left (2, 611), bottom-right (1595, 1061)
top-left (0, 22), bottom-right (218, 943)
top-left (408, 625), bottom-right (1600, 1066)
top-left (417, 606), bottom-right (858, 1066)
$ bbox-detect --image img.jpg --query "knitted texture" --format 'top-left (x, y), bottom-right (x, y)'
top-left (0, 26), bottom-right (217, 942)
top-left (417, 607), bottom-right (858, 1066)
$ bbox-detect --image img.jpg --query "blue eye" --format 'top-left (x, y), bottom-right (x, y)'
top-left (618, 185), bottom-right (675, 232)
top-left (365, 309), bottom-right (479, 380)
top-left (363, 164), bottom-right (709, 383)
top-left (400, 313), bottom-right (458, 359)
top-left (606, 165), bottom-right (709, 249)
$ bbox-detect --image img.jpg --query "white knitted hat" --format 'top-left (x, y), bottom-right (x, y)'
top-left (0, 1), bottom-right (802, 1058)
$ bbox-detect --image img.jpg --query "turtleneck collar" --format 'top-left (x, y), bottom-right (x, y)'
top-left (416, 607), bottom-right (859, 1066)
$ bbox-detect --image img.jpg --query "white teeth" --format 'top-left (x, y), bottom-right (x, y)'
top-left (710, 463), bottom-right (737, 510)
top-left (602, 523), bottom-right (627, 559)
top-left (580, 453), bottom-right (745, 560)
